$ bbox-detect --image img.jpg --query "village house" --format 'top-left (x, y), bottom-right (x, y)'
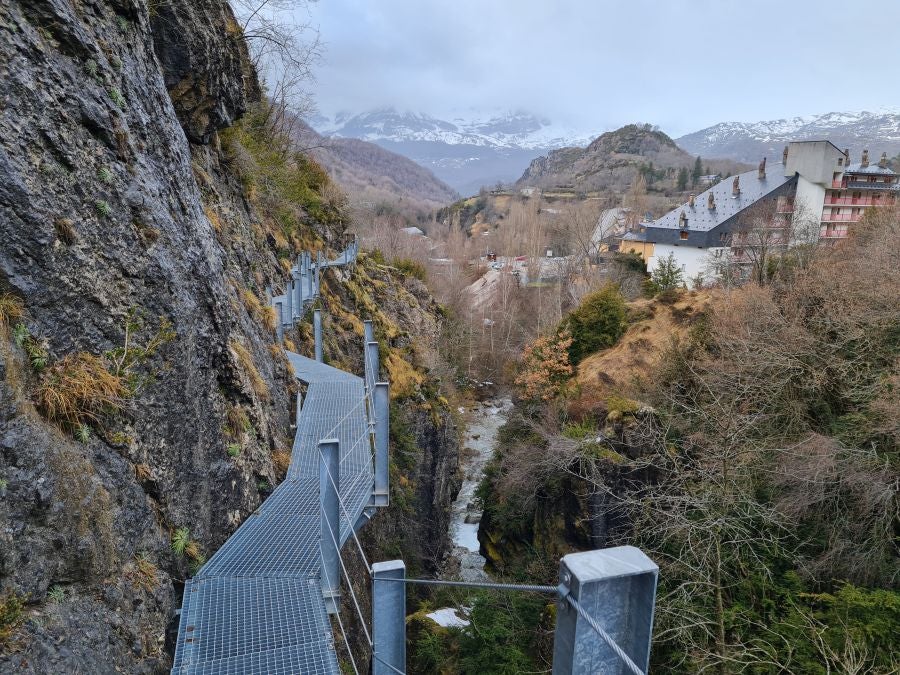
top-left (629, 140), bottom-right (897, 284)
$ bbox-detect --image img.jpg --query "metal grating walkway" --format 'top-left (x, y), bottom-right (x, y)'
top-left (173, 243), bottom-right (371, 674)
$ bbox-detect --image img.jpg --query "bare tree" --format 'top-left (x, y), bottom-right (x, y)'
top-left (231, 0), bottom-right (322, 136)
top-left (731, 197), bottom-right (789, 285)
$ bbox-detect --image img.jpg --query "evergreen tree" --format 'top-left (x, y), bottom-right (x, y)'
top-left (692, 156), bottom-right (703, 186)
top-left (677, 167), bottom-right (689, 191)
top-left (566, 284), bottom-right (627, 364)
top-left (651, 252), bottom-right (684, 291)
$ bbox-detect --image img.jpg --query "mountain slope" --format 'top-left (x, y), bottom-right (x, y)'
top-left (517, 124), bottom-right (746, 192)
top-left (677, 109), bottom-right (900, 163)
top-left (292, 120), bottom-right (457, 209)
top-left (313, 108), bottom-right (593, 195)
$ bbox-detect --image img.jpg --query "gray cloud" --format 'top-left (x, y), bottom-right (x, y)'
top-left (299, 0), bottom-right (900, 137)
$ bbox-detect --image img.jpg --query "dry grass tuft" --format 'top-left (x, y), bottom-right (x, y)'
top-left (272, 449), bottom-right (292, 476)
top-left (226, 404), bottom-right (250, 437)
top-left (134, 463), bottom-right (152, 482)
top-left (240, 288), bottom-right (276, 334)
top-left (184, 539), bottom-right (201, 561)
top-left (0, 294), bottom-right (24, 333)
top-left (385, 352), bottom-right (424, 400)
top-left (576, 291), bottom-right (712, 396)
top-left (35, 353), bottom-right (127, 428)
top-left (262, 305), bottom-right (277, 333)
top-left (204, 206), bottom-right (223, 234)
top-left (54, 218), bottom-right (77, 244)
top-left (229, 340), bottom-right (270, 400)
top-left (126, 553), bottom-right (158, 594)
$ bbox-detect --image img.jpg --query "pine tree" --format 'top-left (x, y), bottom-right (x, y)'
top-left (677, 167), bottom-right (689, 191)
top-left (692, 156), bottom-right (703, 186)
top-left (651, 252), bottom-right (684, 291)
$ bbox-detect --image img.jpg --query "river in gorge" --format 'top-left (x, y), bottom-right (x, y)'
top-left (426, 396), bottom-right (511, 627)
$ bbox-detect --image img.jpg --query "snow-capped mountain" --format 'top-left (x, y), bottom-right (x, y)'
top-left (310, 108), bottom-right (593, 194)
top-left (677, 109), bottom-right (900, 163)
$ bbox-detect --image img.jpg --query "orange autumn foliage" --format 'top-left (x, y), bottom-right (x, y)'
top-left (514, 328), bottom-right (573, 401)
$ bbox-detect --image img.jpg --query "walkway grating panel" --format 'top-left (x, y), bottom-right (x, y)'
top-left (172, 243), bottom-right (370, 674)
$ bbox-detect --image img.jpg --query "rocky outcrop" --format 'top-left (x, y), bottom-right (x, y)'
top-left (151, 0), bottom-right (260, 143)
top-left (0, 0), bottom-right (287, 671)
top-left (517, 124), bottom-right (748, 192)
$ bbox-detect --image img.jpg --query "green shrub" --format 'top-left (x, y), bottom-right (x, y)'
top-left (0, 591), bottom-right (24, 648)
top-left (566, 284), bottom-right (627, 364)
top-left (98, 167), bottom-right (113, 184)
top-left (0, 294), bottom-right (23, 332)
top-left (11, 322), bottom-right (48, 370)
top-left (648, 252), bottom-right (684, 293)
top-left (75, 423), bottom-right (91, 443)
top-left (226, 443), bottom-right (241, 457)
top-left (107, 87), bottom-right (125, 107)
top-left (171, 527), bottom-right (190, 556)
top-left (458, 591), bottom-right (551, 674)
top-left (393, 258), bottom-right (426, 281)
top-left (94, 199), bottom-right (111, 217)
top-left (47, 585), bottom-right (65, 604)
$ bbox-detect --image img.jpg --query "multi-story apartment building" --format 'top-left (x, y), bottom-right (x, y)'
top-left (820, 148), bottom-right (898, 239)
top-left (629, 140), bottom-right (897, 284)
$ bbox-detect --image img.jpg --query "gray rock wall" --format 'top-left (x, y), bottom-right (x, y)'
top-left (0, 1), bottom-right (285, 671)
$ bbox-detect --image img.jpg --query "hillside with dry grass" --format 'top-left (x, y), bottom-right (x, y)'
top-left (576, 291), bottom-right (712, 397)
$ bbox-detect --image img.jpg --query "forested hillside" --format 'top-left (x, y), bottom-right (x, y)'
top-left (291, 119), bottom-right (458, 210)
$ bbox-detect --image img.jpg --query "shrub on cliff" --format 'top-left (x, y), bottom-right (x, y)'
top-left (565, 283), bottom-right (626, 364)
top-left (514, 329), bottom-right (573, 401)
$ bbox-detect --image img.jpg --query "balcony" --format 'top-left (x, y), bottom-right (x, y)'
top-left (846, 180), bottom-right (900, 191)
top-left (824, 196), bottom-right (896, 206)
top-left (820, 228), bottom-right (849, 239)
top-left (832, 180), bottom-right (847, 189)
top-left (821, 212), bottom-right (861, 222)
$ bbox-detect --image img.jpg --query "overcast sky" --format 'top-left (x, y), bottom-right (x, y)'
top-left (297, 0), bottom-right (900, 137)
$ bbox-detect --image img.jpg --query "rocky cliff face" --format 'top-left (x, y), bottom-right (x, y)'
top-left (0, 1), bottom-right (459, 672)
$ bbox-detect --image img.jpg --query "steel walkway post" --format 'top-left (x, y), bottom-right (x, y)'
top-left (372, 560), bottom-right (406, 675)
top-left (552, 546), bottom-right (658, 675)
top-left (287, 278), bottom-right (296, 323)
top-left (366, 341), bottom-right (379, 383)
top-left (372, 382), bottom-right (389, 506)
top-left (314, 251), bottom-right (321, 296)
top-left (319, 438), bottom-right (341, 615)
top-left (363, 319), bottom-right (374, 344)
top-left (294, 275), bottom-right (304, 316)
top-left (314, 310), bottom-right (323, 362)
top-left (276, 302), bottom-right (284, 343)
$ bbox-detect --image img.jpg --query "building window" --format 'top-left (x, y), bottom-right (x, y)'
top-left (679, 231), bottom-right (688, 240)
top-left (838, 157), bottom-right (843, 166)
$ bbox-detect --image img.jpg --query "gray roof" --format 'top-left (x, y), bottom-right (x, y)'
top-left (648, 164), bottom-right (793, 233)
top-left (844, 162), bottom-right (897, 176)
top-left (620, 230), bottom-right (646, 242)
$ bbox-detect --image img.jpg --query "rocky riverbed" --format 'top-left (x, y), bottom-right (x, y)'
top-left (445, 397), bottom-right (511, 582)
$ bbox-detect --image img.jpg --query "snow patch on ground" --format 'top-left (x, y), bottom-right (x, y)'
top-left (426, 607), bottom-right (470, 628)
